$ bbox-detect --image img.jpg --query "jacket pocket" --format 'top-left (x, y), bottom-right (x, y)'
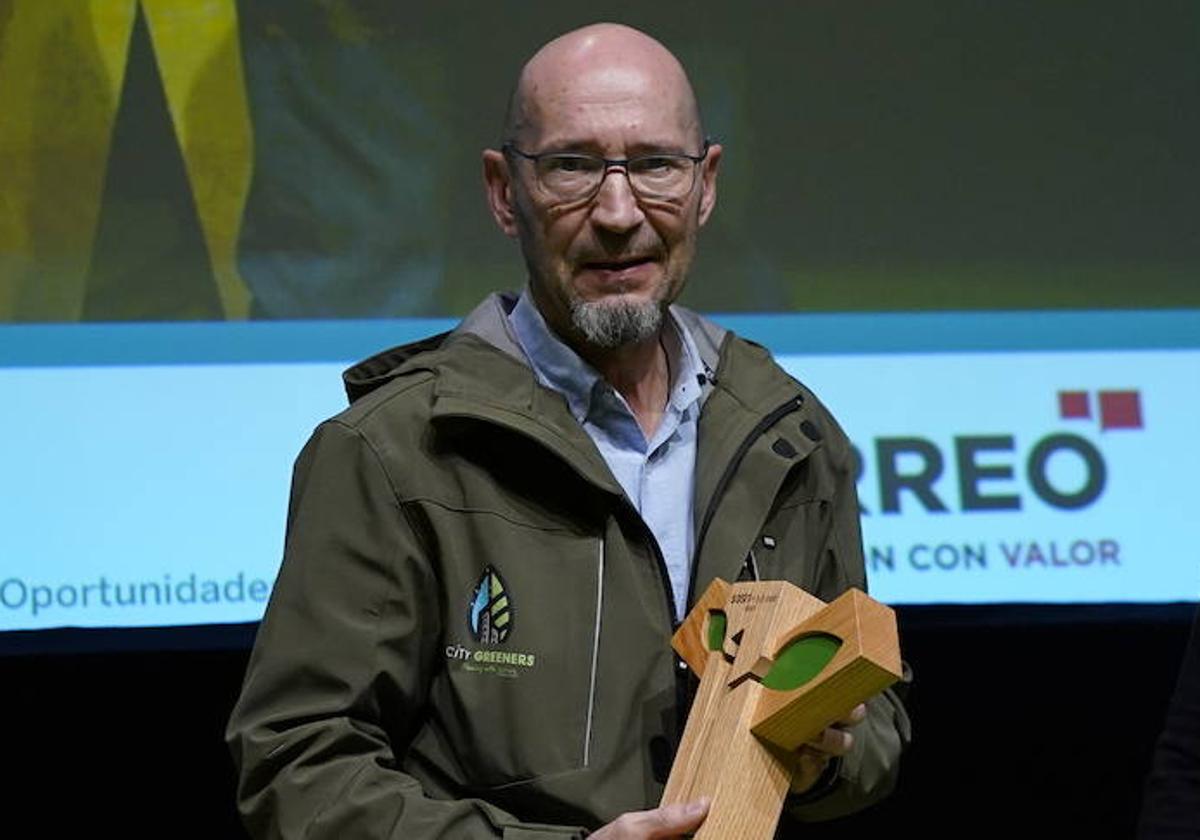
top-left (420, 506), bottom-right (602, 788)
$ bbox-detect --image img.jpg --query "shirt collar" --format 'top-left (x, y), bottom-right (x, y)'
top-left (508, 290), bottom-right (705, 425)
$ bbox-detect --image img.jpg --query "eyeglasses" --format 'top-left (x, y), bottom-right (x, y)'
top-left (502, 140), bottom-right (712, 205)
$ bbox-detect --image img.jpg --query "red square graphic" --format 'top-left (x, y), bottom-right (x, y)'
top-left (1099, 390), bottom-right (1143, 430)
top-left (1058, 390), bottom-right (1091, 420)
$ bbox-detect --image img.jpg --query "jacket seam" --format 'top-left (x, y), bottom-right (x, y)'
top-left (327, 419), bottom-right (405, 502)
top-left (342, 371), bottom-right (438, 427)
top-left (436, 399), bottom-right (582, 450)
top-left (402, 496), bottom-right (590, 535)
top-left (322, 421), bottom-right (441, 724)
top-left (430, 402), bottom-right (622, 498)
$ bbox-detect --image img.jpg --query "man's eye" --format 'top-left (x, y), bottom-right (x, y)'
top-left (546, 156), bottom-right (596, 173)
top-left (632, 156), bottom-right (675, 173)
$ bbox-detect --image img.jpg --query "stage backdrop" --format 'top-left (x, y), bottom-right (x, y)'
top-left (1, 1), bottom-right (1197, 634)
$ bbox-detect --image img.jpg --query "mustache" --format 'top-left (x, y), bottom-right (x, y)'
top-left (572, 245), bottom-right (665, 267)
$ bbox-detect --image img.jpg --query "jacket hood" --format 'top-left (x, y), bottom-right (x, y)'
top-left (342, 292), bottom-right (728, 404)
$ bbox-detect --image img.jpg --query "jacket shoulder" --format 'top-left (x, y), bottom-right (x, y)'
top-left (323, 330), bottom-right (536, 446)
top-left (720, 330), bottom-right (855, 458)
top-left (331, 360), bottom-right (439, 436)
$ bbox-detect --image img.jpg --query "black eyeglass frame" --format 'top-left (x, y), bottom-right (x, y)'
top-left (501, 138), bottom-right (714, 203)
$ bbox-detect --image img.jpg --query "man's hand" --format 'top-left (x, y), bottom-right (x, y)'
top-left (789, 702), bottom-right (868, 794)
top-left (589, 799), bottom-right (709, 839)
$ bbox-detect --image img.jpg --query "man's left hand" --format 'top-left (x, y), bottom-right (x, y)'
top-left (789, 702), bottom-right (868, 794)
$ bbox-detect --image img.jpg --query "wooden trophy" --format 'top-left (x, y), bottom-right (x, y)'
top-left (661, 579), bottom-right (902, 839)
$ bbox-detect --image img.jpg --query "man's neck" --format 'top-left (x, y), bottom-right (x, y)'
top-left (578, 329), bottom-right (671, 439)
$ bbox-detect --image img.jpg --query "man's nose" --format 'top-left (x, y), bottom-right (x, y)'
top-left (589, 167), bottom-right (645, 233)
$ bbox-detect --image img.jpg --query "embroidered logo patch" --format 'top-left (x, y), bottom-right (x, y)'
top-left (468, 565), bottom-right (512, 644)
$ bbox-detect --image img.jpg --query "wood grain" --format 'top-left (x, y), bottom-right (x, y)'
top-left (752, 589), bottom-right (902, 750)
top-left (661, 580), bottom-right (903, 839)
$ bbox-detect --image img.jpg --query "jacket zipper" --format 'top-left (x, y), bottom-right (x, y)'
top-left (583, 536), bottom-right (604, 768)
top-left (686, 395), bottom-right (805, 611)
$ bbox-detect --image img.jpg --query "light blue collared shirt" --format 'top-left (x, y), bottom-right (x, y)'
top-left (509, 292), bottom-right (704, 620)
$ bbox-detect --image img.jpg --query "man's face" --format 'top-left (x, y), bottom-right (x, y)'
top-left (486, 62), bottom-right (721, 349)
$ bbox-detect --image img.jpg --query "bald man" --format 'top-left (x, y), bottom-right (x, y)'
top-left (228, 23), bottom-right (910, 839)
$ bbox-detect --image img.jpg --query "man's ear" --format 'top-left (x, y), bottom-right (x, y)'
top-left (697, 142), bottom-right (722, 227)
top-left (482, 149), bottom-right (519, 237)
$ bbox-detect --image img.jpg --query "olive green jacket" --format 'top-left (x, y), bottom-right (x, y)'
top-left (227, 294), bottom-right (911, 838)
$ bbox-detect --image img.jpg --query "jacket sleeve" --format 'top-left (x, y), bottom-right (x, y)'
top-left (226, 420), bottom-right (587, 840)
top-left (785, 422), bottom-right (913, 822)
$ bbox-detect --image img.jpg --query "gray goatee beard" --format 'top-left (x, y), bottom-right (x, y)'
top-left (569, 297), bottom-right (664, 349)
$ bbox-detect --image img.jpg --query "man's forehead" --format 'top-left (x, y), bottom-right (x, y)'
top-left (508, 24), bottom-right (700, 146)
top-left (523, 23), bottom-right (682, 81)
top-left (531, 64), bottom-right (664, 104)
top-left (535, 67), bottom-right (681, 114)
top-left (518, 64), bottom-right (697, 150)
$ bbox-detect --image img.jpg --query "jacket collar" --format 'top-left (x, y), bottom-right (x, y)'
top-left (341, 293), bottom-right (526, 403)
top-left (342, 291), bottom-right (729, 407)
top-left (340, 292), bottom-right (822, 511)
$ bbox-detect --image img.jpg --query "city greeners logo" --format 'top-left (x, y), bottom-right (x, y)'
top-left (448, 566), bottom-right (536, 678)
top-left (469, 565), bottom-right (512, 644)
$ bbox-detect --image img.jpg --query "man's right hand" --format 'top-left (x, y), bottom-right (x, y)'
top-left (589, 799), bottom-right (709, 839)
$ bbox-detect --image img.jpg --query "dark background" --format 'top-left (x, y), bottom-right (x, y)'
top-left (4, 605), bottom-right (1194, 838)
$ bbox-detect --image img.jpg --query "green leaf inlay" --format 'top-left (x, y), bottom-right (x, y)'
top-left (707, 611), bottom-right (727, 651)
top-left (761, 633), bottom-right (842, 691)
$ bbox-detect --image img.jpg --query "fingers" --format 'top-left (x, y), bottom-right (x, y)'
top-left (590, 799), bottom-right (709, 839)
top-left (807, 725), bottom-right (853, 756)
top-left (805, 703), bottom-right (868, 757)
top-left (791, 704), bottom-right (870, 793)
top-left (839, 702), bottom-right (868, 727)
top-left (643, 800), bottom-right (709, 837)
